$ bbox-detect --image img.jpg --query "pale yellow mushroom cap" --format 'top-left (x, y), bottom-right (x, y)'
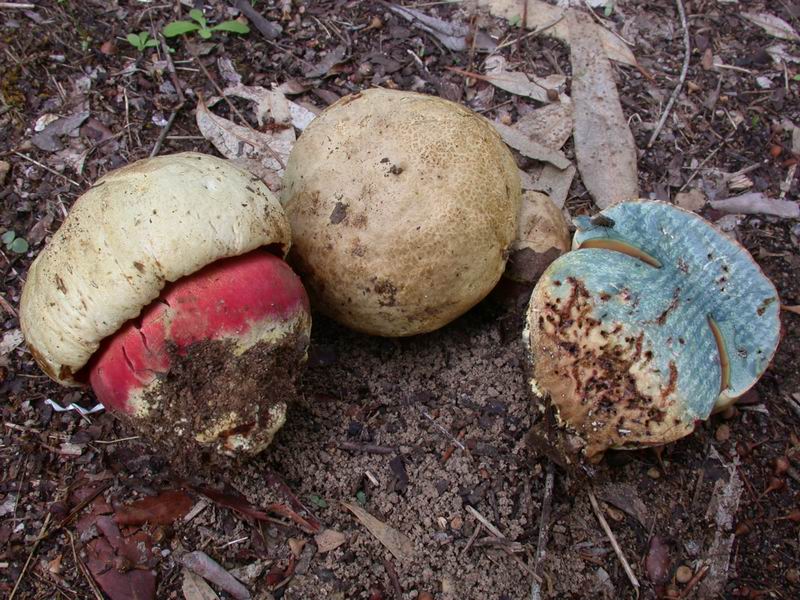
top-left (280, 88), bottom-right (521, 337)
top-left (20, 152), bottom-right (291, 385)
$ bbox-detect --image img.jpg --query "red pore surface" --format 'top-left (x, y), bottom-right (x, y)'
top-left (87, 250), bottom-right (309, 413)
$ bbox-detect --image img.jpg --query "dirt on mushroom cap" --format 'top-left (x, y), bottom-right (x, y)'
top-left (280, 88), bottom-right (521, 337)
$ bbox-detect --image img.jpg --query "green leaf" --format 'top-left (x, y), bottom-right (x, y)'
top-left (355, 490), bottom-right (366, 505)
top-left (793, 74), bottom-right (800, 82)
top-left (198, 27), bottom-right (212, 39)
top-left (144, 38), bottom-right (159, 48)
top-left (1, 230), bottom-right (16, 245)
top-left (138, 31), bottom-right (150, 43)
top-left (9, 237), bottom-right (28, 254)
top-left (163, 20), bottom-right (200, 37)
top-left (308, 495), bottom-right (328, 509)
top-left (189, 8), bottom-right (206, 27)
top-left (604, 1), bottom-right (614, 17)
top-left (126, 33), bottom-right (143, 49)
top-left (212, 20), bottom-right (250, 35)
top-left (508, 14), bottom-right (521, 27)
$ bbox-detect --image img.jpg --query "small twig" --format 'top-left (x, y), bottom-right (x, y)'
top-left (465, 505), bottom-right (505, 539)
top-left (12, 151), bottom-right (81, 188)
top-left (229, 0), bottom-right (282, 40)
top-left (494, 14), bottom-right (564, 52)
top-left (0, 3), bottom-right (36, 8)
top-left (58, 481), bottom-right (113, 530)
top-left (531, 461), bottom-right (555, 600)
top-left (647, 0), bottom-right (690, 148)
top-left (149, 110), bottom-right (181, 158)
top-left (588, 490), bottom-right (640, 591)
top-left (421, 411), bottom-right (466, 451)
top-left (679, 563), bottom-right (709, 598)
top-left (150, 34), bottom-right (185, 158)
top-left (582, 0), bottom-right (635, 47)
top-left (461, 522), bottom-right (482, 556)
top-left (68, 531), bottom-right (104, 600)
top-left (383, 557), bottom-right (403, 599)
top-left (335, 441), bottom-right (395, 455)
top-left (9, 513), bottom-right (51, 600)
top-left (679, 132), bottom-right (737, 193)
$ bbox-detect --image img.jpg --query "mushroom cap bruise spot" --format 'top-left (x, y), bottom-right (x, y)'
top-left (20, 152), bottom-right (291, 386)
top-left (280, 88), bottom-right (521, 337)
top-left (525, 200), bottom-right (781, 457)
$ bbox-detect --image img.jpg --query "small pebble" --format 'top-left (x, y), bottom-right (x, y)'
top-left (647, 467), bottom-right (661, 480)
top-left (675, 565), bottom-right (693, 584)
top-left (418, 593), bottom-right (434, 600)
top-left (450, 515), bottom-right (463, 530)
top-left (786, 568), bottom-right (800, 584)
top-left (715, 424), bottom-right (731, 443)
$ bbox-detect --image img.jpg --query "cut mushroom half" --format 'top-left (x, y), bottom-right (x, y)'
top-left (20, 153), bottom-right (312, 466)
top-left (524, 201), bottom-right (781, 458)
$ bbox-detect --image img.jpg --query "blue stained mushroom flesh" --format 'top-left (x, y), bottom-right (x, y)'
top-left (524, 201), bottom-right (781, 457)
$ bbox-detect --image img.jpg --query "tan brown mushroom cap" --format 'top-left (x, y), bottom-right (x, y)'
top-left (20, 152), bottom-right (291, 385)
top-left (280, 88), bottom-right (521, 337)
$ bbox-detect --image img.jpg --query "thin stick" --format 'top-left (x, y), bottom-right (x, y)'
top-left (461, 522), bottom-right (482, 556)
top-left (421, 411), bottom-right (466, 451)
top-left (150, 34), bottom-right (185, 158)
top-left (648, 0), bottom-right (691, 147)
top-left (531, 461), bottom-right (555, 600)
top-left (68, 530), bottom-right (104, 600)
top-left (0, 3), bottom-right (36, 8)
top-left (12, 152), bottom-right (80, 187)
top-left (582, 0), bottom-right (635, 47)
top-left (229, 0), bottom-right (281, 40)
top-left (335, 441), bottom-right (395, 455)
top-left (493, 15), bottom-right (564, 52)
top-left (465, 505), bottom-right (505, 539)
top-left (383, 557), bottom-right (403, 599)
top-left (679, 563), bottom-right (709, 599)
top-left (588, 490), bottom-right (640, 591)
top-left (9, 513), bottom-right (51, 600)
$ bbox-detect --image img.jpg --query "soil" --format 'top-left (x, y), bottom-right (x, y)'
top-left (2, 1), bottom-right (800, 600)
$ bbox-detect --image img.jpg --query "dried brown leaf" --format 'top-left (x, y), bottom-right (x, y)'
top-left (492, 121), bottom-right (571, 169)
top-left (741, 12), bottom-right (800, 41)
top-left (342, 502), bottom-right (414, 562)
top-left (315, 528), bottom-right (347, 553)
top-left (569, 11), bottom-right (638, 209)
top-left (478, 0), bottom-right (636, 66)
top-left (484, 55), bottom-right (565, 103)
top-left (114, 490), bottom-right (193, 526)
top-left (180, 551), bottom-right (250, 600)
top-left (182, 569), bottom-right (220, 600)
top-left (710, 193), bottom-right (800, 218)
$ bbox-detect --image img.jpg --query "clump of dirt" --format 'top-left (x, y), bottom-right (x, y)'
top-left (130, 327), bottom-right (309, 474)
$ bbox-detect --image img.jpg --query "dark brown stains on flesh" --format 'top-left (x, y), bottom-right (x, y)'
top-left (330, 202), bottom-right (348, 224)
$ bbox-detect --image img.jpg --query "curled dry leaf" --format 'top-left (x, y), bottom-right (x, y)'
top-left (484, 55), bottom-right (566, 103)
top-left (493, 121), bottom-right (570, 169)
top-left (180, 551), bottom-right (251, 600)
top-left (304, 45), bottom-right (347, 79)
top-left (741, 12), bottom-right (800, 42)
top-left (645, 535), bottom-right (671, 585)
top-left (31, 110), bottom-right (90, 152)
top-left (529, 164), bottom-right (575, 209)
top-left (478, 0), bottom-right (637, 66)
top-left (342, 501), bottom-right (414, 562)
top-left (182, 569), bottom-right (220, 600)
top-left (196, 84), bottom-right (316, 191)
top-left (387, 3), bottom-right (496, 52)
top-left (569, 11), bottom-right (638, 209)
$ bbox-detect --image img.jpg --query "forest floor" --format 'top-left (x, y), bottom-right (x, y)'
top-left (1, 1), bottom-right (800, 599)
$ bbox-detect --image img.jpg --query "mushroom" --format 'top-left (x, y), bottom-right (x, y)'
top-left (20, 153), bottom-right (311, 463)
top-left (280, 88), bottom-right (521, 337)
top-left (524, 201), bottom-right (781, 458)
top-left (505, 191), bottom-right (571, 284)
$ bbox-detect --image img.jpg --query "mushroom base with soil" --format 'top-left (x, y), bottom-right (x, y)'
top-left (85, 250), bottom-right (311, 467)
